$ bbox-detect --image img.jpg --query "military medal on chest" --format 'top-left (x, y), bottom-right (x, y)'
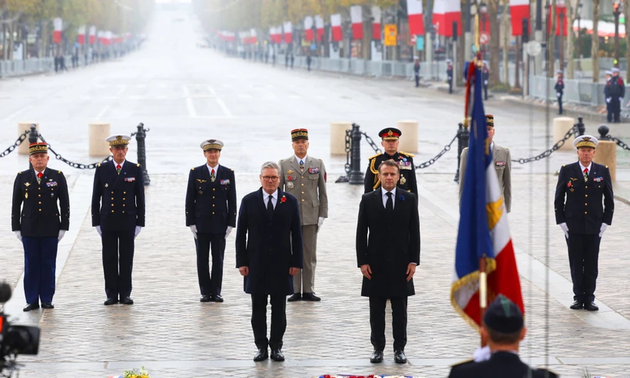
top-left (287, 182), bottom-right (294, 189)
top-left (400, 176), bottom-right (407, 185)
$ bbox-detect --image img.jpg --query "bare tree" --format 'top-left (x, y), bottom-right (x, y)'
top-left (624, 0), bottom-right (630, 71)
top-left (566, 0), bottom-right (579, 79)
top-left (501, 0), bottom-right (510, 87)
top-left (592, 0), bottom-right (600, 83)
top-left (547, 0), bottom-right (556, 78)
top-left (489, 0), bottom-right (500, 85)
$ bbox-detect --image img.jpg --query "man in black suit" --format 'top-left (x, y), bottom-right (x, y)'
top-left (449, 295), bottom-right (557, 378)
top-left (356, 159), bottom-right (420, 364)
top-left (92, 135), bottom-right (145, 306)
top-left (555, 135), bottom-right (614, 311)
top-left (186, 139), bottom-right (237, 303)
top-left (12, 142), bottom-right (70, 312)
top-left (236, 161), bottom-right (303, 362)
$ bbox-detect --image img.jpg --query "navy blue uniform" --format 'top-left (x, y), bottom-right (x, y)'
top-left (12, 168), bottom-right (69, 305)
top-left (447, 64), bottom-right (453, 93)
top-left (185, 164), bottom-right (237, 297)
top-left (555, 77), bottom-right (565, 114)
top-left (449, 351), bottom-right (557, 378)
top-left (555, 162), bottom-right (614, 303)
top-left (92, 160), bottom-right (145, 300)
top-left (364, 152), bottom-right (417, 196)
top-left (607, 76), bottom-right (626, 123)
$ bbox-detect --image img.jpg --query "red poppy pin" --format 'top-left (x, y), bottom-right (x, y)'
top-left (280, 195), bottom-right (287, 203)
top-left (287, 175), bottom-right (292, 181)
top-left (567, 182), bottom-right (572, 188)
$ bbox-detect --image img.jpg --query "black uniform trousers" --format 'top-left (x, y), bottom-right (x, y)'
top-left (22, 236), bottom-right (58, 304)
top-left (369, 296), bottom-right (408, 352)
top-left (195, 232), bottom-right (226, 296)
top-left (567, 233), bottom-right (601, 303)
top-left (557, 94), bottom-right (563, 114)
top-left (102, 229), bottom-right (135, 299)
top-left (251, 294), bottom-right (287, 350)
top-left (607, 102), bottom-right (613, 122)
top-left (611, 98), bottom-right (621, 122)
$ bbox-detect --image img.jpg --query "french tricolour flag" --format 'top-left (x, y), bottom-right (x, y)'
top-left (407, 0), bottom-right (424, 36)
top-left (350, 6), bottom-right (363, 40)
top-left (304, 16), bottom-right (314, 42)
top-left (451, 61), bottom-right (524, 329)
top-left (315, 15), bottom-right (324, 42)
top-left (433, 0), bottom-right (461, 37)
top-left (510, 0), bottom-right (530, 36)
top-left (331, 14), bottom-right (342, 42)
top-left (283, 22), bottom-right (293, 44)
top-left (78, 25), bottom-right (86, 45)
top-left (371, 7), bottom-right (381, 40)
top-left (53, 18), bottom-right (62, 44)
top-left (89, 26), bottom-right (96, 44)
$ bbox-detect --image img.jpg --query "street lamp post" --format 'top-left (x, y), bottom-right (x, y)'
top-left (558, 0), bottom-right (566, 71)
top-left (613, 1), bottom-right (621, 68)
top-left (577, 2), bottom-right (583, 70)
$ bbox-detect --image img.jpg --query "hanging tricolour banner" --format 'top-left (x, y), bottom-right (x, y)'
top-left (89, 26), bottom-right (96, 44)
top-left (78, 25), bottom-right (86, 44)
top-left (433, 0), bottom-right (461, 37)
top-left (372, 7), bottom-right (382, 40)
top-left (509, 0), bottom-right (530, 36)
top-left (53, 18), bottom-right (62, 43)
top-left (250, 29), bottom-right (257, 45)
top-left (315, 15), bottom-right (325, 42)
top-left (331, 14), bottom-right (342, 42)
top-left (407, 0), bottom-right (425, 36)
top-left (283, 21), bottom-right (293, 44)
top-left (304, 16), bottom-right (314, 42)
top-left (350, 6), bottom-right (363, 40)
top-left (547, 5), bottom-right (568, 36)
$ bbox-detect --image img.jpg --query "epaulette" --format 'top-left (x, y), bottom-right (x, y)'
top-left (191, 167), bottom-right (195, 171)
top-left (369, 153), bottom-right (382, 160)
top-left (231, 168), bottom-right (234, 171)
top-left (98, 163), bottom-right (101, 167)
top-left (58, 170), bottom-right (61, 174)
top-left (137, 164), bottom-right (140, 167)
top-left (450, 358), bottom-right (475, 368)
top-left (19, 171), bottom-right (22, 175)
top-left (606, 165), bottom-right (609, 168)
top-left (399, 151), bottom-right (414, 158)
top-left (562, 165), bottom-right (566, 167)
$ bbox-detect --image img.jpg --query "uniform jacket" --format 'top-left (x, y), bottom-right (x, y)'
top-left (555, 78), bottom-right (564, 94)
top-left (447, 64), bottom-right (453, 80)
top-left (364, 151), bottom-right (418, 196)
top-left (91, 160), bottom-right (145, 231)
top-left (12, 168), bottom-right (70, 238)
top-left (607, 76), bottom-right (626, 97)
top-left (235, 188), bottom-right (303, 295)
top-left (554, 161), bottom-right (614, 235)
top-left (278, 156), bottom-right (328, 226)
top-left (356, 189), bottom-right (420, 298)
top-left (459, 144), bottom-right (512, 213)
top-left (185, 164), bottom-right (236, 233)
top-left (449, 351), bottom-right (558, 378)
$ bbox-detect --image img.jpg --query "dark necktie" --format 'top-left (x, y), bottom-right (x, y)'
top-left (386, 192), bottom-right (393, 211)
top-left (211, 168), bottom-right (216, 182)
top-left (583, 168), bottom-right (589, 182)
top-left (267, 195), bottom-right (274, 217)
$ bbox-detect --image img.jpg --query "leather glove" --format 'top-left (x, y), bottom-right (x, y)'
top-left (318, 217), bottom-right (325, 227)
top-left (225, 226), bottom-right (233, 239)
top-left (58, 230), bottom-right (66, 241)
top-left (559, 222), bottom-right (569, 239)
top-left (606, 97), bottom-right (611, 103)
top-left (189, 225), bottom-right (198, 239)
top-left (134, 226), bottom-right (142, 239)
top-left (599, 223), bottom-right (607, 238)
top-left (620, 97), bottom-right (624, 103)
top-left (15, 230), bottom-right (22, 241)
top-left (95, 226), bottom-right (102, 236)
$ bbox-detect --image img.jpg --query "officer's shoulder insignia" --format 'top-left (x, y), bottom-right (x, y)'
top-left (137, 164), bottom-right (140, 167)
top-left (562, 165), bottom-right (566, 167)
top-left (98, 163), bottom-right (101, 167)
top-left (231, 168), bottom-right (234, 171)
top-left (450, 358), bottom-right (475, 368)
top-left (191, 167), bottom-right (194, 171)
top-left (18, 171), bottom-right (22, 175)
top-left (369, 153), bottom-right (382, 160)
top-left (606, 165), bottom-right (609, 168)
top-left (58, 170), bottom-right (61, 174)
top-left (399, 151), bottom-right (415, 158)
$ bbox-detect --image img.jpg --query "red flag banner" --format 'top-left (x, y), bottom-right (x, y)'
top-left (509, 0), bottom-right (530, 36)
top-left (53, 18), bottom-right (62, 43)
top-left (372, 7), bottom-right (381, 40)
top-left (407, 0), bottom-right (425, 36)
top-left (331, 14), bottom-right (342, 42)
top-left (350, 6), bottom-right (363, 40)
top-left (432, 0), bottom-right (461, 37)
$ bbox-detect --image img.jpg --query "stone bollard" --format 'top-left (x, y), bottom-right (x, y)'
top-left (330, 122), bottom-right (352, 155)
top-left (18, 122), bottom-right (39, 155)
top-left (553, 117), bottom-right (575, 151)
top-left (89, 123), bottom-right (111, 156)
top-left (594, 141), bottom-right (617, 182)
top-left (397, 120), bottom-right (419, 153)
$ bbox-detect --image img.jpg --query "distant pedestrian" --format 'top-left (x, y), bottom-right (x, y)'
top-left (413, 56), bottom-right (420, 88)
top-left (555, 70), bottom-right (564, 115)
top-left (60, 55), bottom-right (68, 72)
top-left (272, 53), bottom-right (276, 66)
top-left (608, 68), bottom-right (625, 123)
top-left (285, 53), bottom-right (289, 68)
top-left (605, 70), bottom-right (612, 122)
top-left (54, 54), bottom-right (60, 72)
top-left (307, 54), bottom-right (312, 71)
top-left (290, 55), bottom-right (294, 69)
top-left (482, 61), bottom-right (489, 100)
top-left (447, 59), bottom-right (453, 94)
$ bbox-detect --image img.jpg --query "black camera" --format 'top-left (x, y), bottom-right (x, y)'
top-left (0, 282), bottom-right (40, 376)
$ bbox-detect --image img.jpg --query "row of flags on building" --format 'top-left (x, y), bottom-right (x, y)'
top-left (217, 0), bottom-right (574, 45)
top-left (52, 18), bottom-right (132, 45)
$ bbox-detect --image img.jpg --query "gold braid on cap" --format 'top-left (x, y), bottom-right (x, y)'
top-left (109, 136), bottom-right (129, 147)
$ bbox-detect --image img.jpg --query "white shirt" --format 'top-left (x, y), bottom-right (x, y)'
top-left (295, 155), bottom-right (307, 165)
top-left (113, 160), bottom-right (125, 169)
top-left (579, 162), bottom-right (592, 175)
top-left (381, 187), bottom-right (397, 209)
top-left (207, 164), bottom-right (219, 175)
top-left (263, 189), bottom-right (279, 209)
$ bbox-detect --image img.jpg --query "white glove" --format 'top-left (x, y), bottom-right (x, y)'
top-left (58, 230), bottom-right (66, 241)
top-left (557, 92), bottom-right (561, 97)
top-left (134, 226), bottom-right (142, 239)
top-left (225, 226), bottom-right (233, 239)
top-left (484, 80), bottom-right (488, 85)
top-left (599, 223), bottom-right (607, 238)
top-left (473, 345), bottom-right (491, 362)
top-left (15, 230), bottom-right (22, 241)
top-left (606, 97), bottom-right (611, 103)
top-left (559, 222), bottom-right (569, 239)
top-left (620, 97), bottom-right (624, 103)
top-left (318, 217), bottom-right (325, 227)
top-left (189, 225), bottom-right (198, 239)
top-left (95, 226), bottom-right (102, 236)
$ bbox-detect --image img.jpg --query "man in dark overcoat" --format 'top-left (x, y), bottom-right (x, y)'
top-left (356, 159), bottom-right (420, 364)
top-left (236, 161), bottom-right (303, 363)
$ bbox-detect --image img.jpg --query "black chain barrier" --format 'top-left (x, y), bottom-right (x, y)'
top-left (512, 127), bottom-right (576, 164)
top-left (361, 132), bottom-right (382, 154)
top-left (38, 133), bottom-right (112, 169)
top-left (611, 137), bottom-right (630, 151)
top-left (0, 130), bottom-right (30, 158)
top-left (415, 134), bottom-right (458, 169)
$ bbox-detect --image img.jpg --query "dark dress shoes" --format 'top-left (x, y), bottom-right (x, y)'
top-left (253, 348), bottom-right (268, 362)
top-left (104, 298), bottom-right (118, 306)
top-left (287, 293), bottom-right (301, 302)
top-left (23, 303), bottom-right (40, 312)
top-left (270, 349), bottom-right (285, 362)
top-left (120, 297), bottom-right (134, 305)
top-left (570, 300), bottom-right (583, 310)
top-left (213, 294), bottom-right (224, 303)
top-left (200, 295), bottom-right (212, 302)
top-left (394, 349), bottom-right (407, 363)
top-left (302, 292), bottom-right (321, 301)
top-left (584, 302), bottom-right (599, 311)
top-left (41, 302), bottom-right (54, 309)
top-left (370, 350), bottom-right (384, 363)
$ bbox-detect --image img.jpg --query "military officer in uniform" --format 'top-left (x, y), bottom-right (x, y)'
top-left (12, 142), bottom-right (70, 311)
top-left (459, 114), bottom-right (512, 213)
top-left (279, 129), bottom-right (328, 302)
top-left (364, 128), bottom-right (417, 196)
top-left (186, 139), bottom-right (237, 303)
top-left (555, 135), bottom-right (614, 311)
top-left (92, 135), bottom-right (145, 306)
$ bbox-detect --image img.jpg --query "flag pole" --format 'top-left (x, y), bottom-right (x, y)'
top-left (479, 254), bottom-right (487, 346)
